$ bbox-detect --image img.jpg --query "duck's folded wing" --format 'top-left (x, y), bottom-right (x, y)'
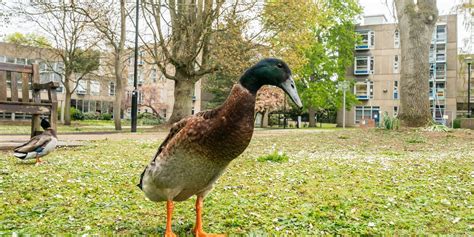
top-left (14, 135), bottom-right (52, 153)
top-left (153, 117), bottom-right (190, 158)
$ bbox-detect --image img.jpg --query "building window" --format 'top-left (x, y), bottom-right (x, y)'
top-left (354, 80), bottom-right (373, 100)
top-left (355, 30), bottom-right (375, 50)
top-left (435, 25), bottom-right (446, 43)
top-left (137, 91), bottom-right (144, 104)
top-left (354, 56), bottom-right (374, 75)
top-left (355, 106), bottom-right (380, 124)
top-left (394, 29), bottom-right (400, 48)
top-left (151, 68), bottom-right (157, 83)
top-left (394, 80), bottom-right (399, 99)
top-left (90, 80), bottom-right (100, 96)
top-left (393, 55), bottom-right (399, 73)
top-left (6, 56), bottom-right (15, 63)
top-left (109, 82), bottom-right (115, 96)
top-left (393, 106), bottom-right (398, 117)
top-left (77, 80), bottom-right (87, 95)
top-left (16, 58), bottom-right (27, 65)
top-left (430, 63), bottom-right (446, 81)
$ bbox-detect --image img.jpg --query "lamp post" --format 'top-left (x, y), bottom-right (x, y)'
top-left (466, 56), bottom-right (472, 118)
top-left (339, 80), bottom-right (350, 129)
top-left (131, 0), bottom-right (140, 132)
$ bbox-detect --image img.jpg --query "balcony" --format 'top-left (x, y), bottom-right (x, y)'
top-left (354, 80), bottom-right (373, 100)
top-left (430, 88), bottom-right (445, 100)
top-left (354, 56), bottom-right (374, 75)
top-left (355, 30), bottom-right (374, 51)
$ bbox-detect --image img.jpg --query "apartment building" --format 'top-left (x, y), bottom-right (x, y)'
top-left (338, 14), bottom-right (458, 127)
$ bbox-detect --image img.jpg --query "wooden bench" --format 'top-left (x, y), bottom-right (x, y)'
top-left (0, 62), bottom-right (58, 137)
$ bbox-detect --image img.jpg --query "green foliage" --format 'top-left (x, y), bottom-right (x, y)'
top-left (137, 112), bottom-right (164, 125)
top-left (381, 112), bottom-right (400, 130)
top-left (99, 113), bottom-right (112, 120)
top-left (257, 151), bottom-right (289, 163)
top-left (4, 32), bottom-right (52, 48)
top-left (83, 112), bottom-right (99, 120)
top-left (70, 107), bottom-right (84, 121)
top-left (453, 118), bottom-right (461, 129)
top-left (263, 0), bottom-right (361, 113)
top-left (70, 49), bottom-right (100, 76)
top-left (424, 123), bottom-right (450, 132)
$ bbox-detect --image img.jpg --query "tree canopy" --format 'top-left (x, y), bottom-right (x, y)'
top-left (262, 0), bottom-right (361, 126)
top-left (4, 32), bottom-right (52, 48)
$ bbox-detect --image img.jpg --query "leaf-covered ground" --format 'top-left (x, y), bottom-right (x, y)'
top-left (0, 128), bottom-right (473, 235)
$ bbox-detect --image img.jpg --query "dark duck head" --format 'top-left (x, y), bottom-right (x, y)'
top-left (41, 119), bottom-right (51, 130)
top-left (239, 58), bottom-right (303, 108)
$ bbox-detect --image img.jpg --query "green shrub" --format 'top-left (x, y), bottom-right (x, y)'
top-left (83, 112), bottom-right (99, 120)
top-left (257, 151), bottom-right (289, 163)
top-left (381, 112), bottom-right (399, 130)
top-left (453, 118), bottom-right (461, 129)
top-left (138, 112), bottom-right (164, 125)
top-left (99, 113), bottom-right (112, 120)
top-left (70, 108), bottom-right (84, 121)
top-left (423, 120), bottom-right (451, 132)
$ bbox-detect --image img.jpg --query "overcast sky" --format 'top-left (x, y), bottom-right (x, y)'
top-left (359, 0), bottom-right (461, 21)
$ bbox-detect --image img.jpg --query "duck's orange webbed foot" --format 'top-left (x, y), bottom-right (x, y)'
top-left (193, 196), bottom-right (226, 237)
top-left (35, 157), bottom-right (43, 166)
top-left (193, 229), bottom-right (225, 237)
top-left (164, 231), bottom-right (177, 237)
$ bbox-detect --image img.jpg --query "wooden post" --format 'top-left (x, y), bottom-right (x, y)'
top-left (21, 73), bottom-right (29, 102)
top-left (47, 82), bottom-right (58, 131)
top-left (10, 72), bottom-right (19, 102)
top-left (0, 71), bottom-right (6, 101)
top-left (31, 64), bottom-right (41, 137)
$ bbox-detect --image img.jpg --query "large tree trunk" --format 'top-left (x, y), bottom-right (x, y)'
top-left (262, 110), bottom-right (269, 128)
top-left (395, 0), bottom-right (438, 127)
top-left (113, 55), bottom-right (123, 130)
top-left (63, 72), bottom-right (73, 125)
top-left (64, 90), bottom-right (72, 125)
top-left (169, 77), bottom-right (195, 123)
top-left (308, 107), bottom-right (316, 127)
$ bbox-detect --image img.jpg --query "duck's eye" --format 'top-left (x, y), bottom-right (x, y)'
top-left (277, 63), bottom-right (283, 68)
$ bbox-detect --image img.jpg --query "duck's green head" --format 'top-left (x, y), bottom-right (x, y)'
top-left (240, 58), bottom-right (303, 108)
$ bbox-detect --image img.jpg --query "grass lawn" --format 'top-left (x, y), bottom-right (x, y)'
top-left (0, 128), bottom-right (472, 235)
top-left (0, 120), bottom-right (157, 135)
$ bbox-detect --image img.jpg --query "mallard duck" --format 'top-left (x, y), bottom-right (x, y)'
top-left (13, 119), bottom-right (58, 164)
top-left (138, 58), bottom-right (302, 237)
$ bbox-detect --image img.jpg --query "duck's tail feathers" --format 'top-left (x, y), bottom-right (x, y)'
top-left (14, 152), bottom-right (27, 159)
top-left (137, 168), bottom-right (146, 190)
top-left (14, 152), bottom-right (36, 160)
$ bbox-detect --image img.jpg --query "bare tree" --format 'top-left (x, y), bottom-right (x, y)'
top-left (12, 1), bottom-right (100, 125)
top-left (75, 1), bottom-right (128, 130)
top-left (395, 0), bottom-right (438, 127)
top-left (140, 0), bottom-right (263, 123)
